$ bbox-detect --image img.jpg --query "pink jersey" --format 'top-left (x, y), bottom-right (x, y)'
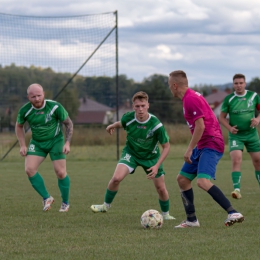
top-left (182, 88), bottom-right (224, 153)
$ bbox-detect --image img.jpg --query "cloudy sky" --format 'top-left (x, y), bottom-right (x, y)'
top-left (1, 0), bottom-right (260, 86)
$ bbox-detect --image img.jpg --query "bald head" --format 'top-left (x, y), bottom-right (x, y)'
top-left (27, 83), bottom-right (45, 108)
top-left (27, 83), bottom-right (43, 95)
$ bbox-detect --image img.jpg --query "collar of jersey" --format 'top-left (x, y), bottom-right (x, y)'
top-left (135, 113), bottom-right (151, 124)
top-left (234, 90), bottom-right (247, 97)
top-left (32, 100), bottom-right (46, 110)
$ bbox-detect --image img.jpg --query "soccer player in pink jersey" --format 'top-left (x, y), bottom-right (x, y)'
top-left (168, 70), bottom-right (244, 227)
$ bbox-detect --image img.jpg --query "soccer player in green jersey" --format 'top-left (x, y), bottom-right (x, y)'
top-left (15, 83), bottom-right (73, 212)
top-left (219, 74), bottom-right (260, 199)
top-left (90, 91), bottom-right (175, 220)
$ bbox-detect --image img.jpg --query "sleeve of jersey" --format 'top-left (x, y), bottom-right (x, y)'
top-left (221, 97), bottom-right (229, 112)
top-left (120, 113), bottom-right (128, 129)
top-left (256, 94), bottom-right (260, 111)
top-left (185, 96), bottom-right (205, 121)
top-left (56, 103), bottom-right (69, 121)
top-left (156, 125), bottom-right (169, 144)
top-left (16, 109), bottom-right (25, 124)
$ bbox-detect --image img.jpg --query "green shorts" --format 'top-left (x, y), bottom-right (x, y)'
top-left (229, 130), bottom-right (260, 153)
top-left (27, 134), bottom-right (66, 160)
top-left (118, 149), bottom-right (165, 178)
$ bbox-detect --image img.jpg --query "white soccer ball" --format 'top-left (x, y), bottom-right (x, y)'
top-left (140, 209), bottom-right (163, 229)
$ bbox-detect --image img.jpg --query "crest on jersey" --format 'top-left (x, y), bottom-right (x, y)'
top-left (146, 130), bottom-right (154, 138)
top-left (45, 113), bottom-right (52, 123)
top-left (248, 99), bottom-right (253, 108)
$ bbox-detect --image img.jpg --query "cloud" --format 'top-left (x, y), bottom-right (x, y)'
top-left (1, 0), bottom-right (260, 85)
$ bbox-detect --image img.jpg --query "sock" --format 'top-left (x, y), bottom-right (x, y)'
top-left (207, 185), bottom-right (236, 213)
top-left (232, 171), bottom-right (241, 190)
top-left (159, 199), bottom-right (170, 213)
top-left (58, 175), bottom-right (70, 204)
top-left (28, 172), bottom-right (50, 199)
top-left (104, 189), bottom-right (117, 204)
top-left (255, 171), bottom-right (260, 186)
top-left (181, 188), bottom-right (197, 222)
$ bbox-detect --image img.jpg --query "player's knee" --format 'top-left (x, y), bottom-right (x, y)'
top-left (25, 166), bottom-right (36, 176)
top-left (110, 176), bottom-right (122, 185)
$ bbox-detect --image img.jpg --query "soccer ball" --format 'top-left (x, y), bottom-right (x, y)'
top-left (140, 209), bottom-right (163, 229)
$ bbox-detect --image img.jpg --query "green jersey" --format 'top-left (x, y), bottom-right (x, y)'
top-left (221, 90), bottom-right (260, 132)
top-left (17, 99), bottom-right (68, 142)
top-left (121, 111), bottom-right (169, 160)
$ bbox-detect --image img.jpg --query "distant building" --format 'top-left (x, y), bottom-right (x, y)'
top-left (75, 97), bottom-right (113, 124)
top-left (204, 89), bottom-right (232, 118)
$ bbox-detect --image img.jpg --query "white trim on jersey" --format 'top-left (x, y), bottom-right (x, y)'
top-left (49, 105), bottom-right (59, 116)
top-left (151, 123), bottom-right (163, 132)
top-left (250, 92), bottom-right (257, 101)
top-left (24, 106), bottom-right (34, 118)
top-left (152, 141), bottom-right (159, 154)
top-left (54, 124), bottom-right (60, 137)
top-left (126, 118), bottom-right (136, 126)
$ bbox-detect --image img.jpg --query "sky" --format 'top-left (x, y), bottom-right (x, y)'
top-left (1, 0), bottom-right (260, 86)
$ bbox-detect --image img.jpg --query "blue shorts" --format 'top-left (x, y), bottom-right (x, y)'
top-left (180, 147), bottom-right (223, 180)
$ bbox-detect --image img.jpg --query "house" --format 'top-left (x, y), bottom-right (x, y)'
top-left (204, 89), bottom-right (232, 118)
top-left (75, 97), bottom-right (113, 124)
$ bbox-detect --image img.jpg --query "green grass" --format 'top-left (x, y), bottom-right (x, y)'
top-left (0, 145), bottom-right (259, 259)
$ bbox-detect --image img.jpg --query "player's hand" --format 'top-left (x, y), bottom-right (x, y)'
top-left (184, 149), bottom-right (192, 164)
top-left (63, 142), bottom-right (70, 154)
top-left (19, 146), bottom-right (27, 157)
top-left (106, 125), bottom-right (115, 135)
top-left (229, 125), bottom-right (238, 134)
top-left (146, 165), bottom-right (159, 180)
top-left (250, 118), bottom-right (259, 128)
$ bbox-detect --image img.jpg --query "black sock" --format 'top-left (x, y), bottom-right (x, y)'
top-left (207, 185), bottom-right (237, 213)
top-left (181, 188), bottom-right (197, 222)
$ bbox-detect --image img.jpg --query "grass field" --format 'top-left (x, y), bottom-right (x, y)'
top-left (0, 145), bottom-right (259, 260)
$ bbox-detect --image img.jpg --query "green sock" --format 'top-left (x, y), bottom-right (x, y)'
top-left (159, 199), bottom-right (170, 213)
top-left (28, 172), bottom-right (50, 199)
top-left (255, 171), bottom-right (260, 186)
top-left (231, 172), bottom-right (241, 190)
top-left (58, 175), bottom-right (70, 204)
top-left (104, 189), bottom-right (117, 204)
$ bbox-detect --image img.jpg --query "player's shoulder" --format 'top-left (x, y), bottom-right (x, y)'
top-left (122, 111), bottom-right (135, 120)
top-left (19, 102), bottom-right (32, 113)
top-left (149, 113), bottom-right (161, 123)
top-left (45, 99), bottom-right (60, 105)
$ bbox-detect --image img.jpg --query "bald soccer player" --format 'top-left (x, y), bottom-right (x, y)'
top-left (15, 83), bottom-right (73, 212)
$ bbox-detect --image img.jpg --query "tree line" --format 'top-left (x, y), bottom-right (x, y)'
top-left (0, 64), bottom-right (259, 130)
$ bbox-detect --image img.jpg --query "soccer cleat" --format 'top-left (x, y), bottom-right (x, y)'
top-left (175, 220), bottom-right (200, 228)
top-left (59, 202), bottom-right (70, 212)
top-left (224, 212), bottom-right (244, 226)
top-left (42, 196), bottom-right (54, 211)
top-left (90, 204), bottom-right (109, 213)
top-left (162, 214), bottom-right (176, 220)
top-left (231, 190), bottom-right (242, 199)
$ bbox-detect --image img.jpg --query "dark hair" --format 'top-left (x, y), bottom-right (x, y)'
top-left (233, 73), bottom-right (246, 81)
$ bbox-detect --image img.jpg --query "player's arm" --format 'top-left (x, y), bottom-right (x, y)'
top-left (15, 122), bottom-right (27, 156)
top-left (219, 111), bottom-right (238, 134)
top-left (106, 121), bottom-right (122, 135)
top-left (184, 118), bottom-right (205, 164)
top-left (62, 116), bottom-right (73, 154)
top-left (147, 142), bottom-right (170, 179)
top-left (250, 106), bottom-right (260, 128)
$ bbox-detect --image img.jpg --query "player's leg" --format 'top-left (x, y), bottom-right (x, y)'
top-left (26, 141), bottom-right (54, 211)
top-left (249, 152), bottom-right (260, 186)
top-left (230, 150), bottom-right (243, 198)
top-left (52, 159), bottom-right (70, 212)
top-left (247, 132), bottom-right (260, 187)
top-left (175, 148), bottom-right (200, 228)
top-left (152, 175), bottom-right (175, 220)
top-left (229, 135), bottom-right (244, 199)
top-left (196, 148), bottom-right (244, 226)
top-left (91, 163), bottom-right (131, 213)
top-left (49, 136), bottom-right (70, 212)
